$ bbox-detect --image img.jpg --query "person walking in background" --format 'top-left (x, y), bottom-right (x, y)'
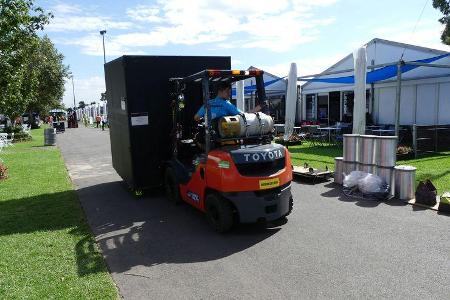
top-left (95, 114), bottom-right (101, 128)
top-left (101, 115), bottom-right (107, 131)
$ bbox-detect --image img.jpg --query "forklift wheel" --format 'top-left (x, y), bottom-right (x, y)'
top-left (205, 193), bottom-right (234, 233)
top-left (286, 196), bottom-right (294, 216)
top-left (164, 168), bottom-right (182, 204)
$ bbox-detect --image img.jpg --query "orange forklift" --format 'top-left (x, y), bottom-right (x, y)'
top-left (165, 69), bottom-right (293, 232)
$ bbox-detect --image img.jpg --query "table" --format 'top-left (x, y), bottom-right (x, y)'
top-left (318, 127), bottom-right (341, 143)
top-left (274, 125), bottom-right (302, 136)
top-left (372, 129), bottom-right (395, 136)
top-left (274, 124), bottom-right (284, 134)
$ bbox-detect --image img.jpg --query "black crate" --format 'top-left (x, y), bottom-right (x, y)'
top-left (105, 55), bottom-right (231, 190)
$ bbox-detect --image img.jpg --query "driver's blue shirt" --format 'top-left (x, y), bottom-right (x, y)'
top-left (195, 97), bottom-right (241, 120)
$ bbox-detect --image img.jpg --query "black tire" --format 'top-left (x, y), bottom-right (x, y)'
top-left (164, 168), bottom-right (181, 204)
top-left (205, 193), bottom-right (234, 233)
top-left (285, 196), bottom-right (294, 217)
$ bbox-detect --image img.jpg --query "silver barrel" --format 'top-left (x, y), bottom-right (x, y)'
top-left (44, 128), bottom-right (56, 146)
top-left (358, 163), bottom-right (376, 175)
top-left (359, 135), bottom-right (377, 164)
top-left (377, 166), bottom-right (395, 196)
top-left (343, 134), bottom-right (360, 162)
top-left (342, 161), bottom-right (358, 176)
top-left (334, 157), bottom-right (343, 184)
top-left (394, 165), bottom-right (416, 200)
top-left (377, 136), bottom-right (398, 167)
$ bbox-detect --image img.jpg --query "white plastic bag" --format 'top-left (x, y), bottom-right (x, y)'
top-left (358, 173), bottom-right (383, 194)
top-left (343, 171), bottom-right (368, 188)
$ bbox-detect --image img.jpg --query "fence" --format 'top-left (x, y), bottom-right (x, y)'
top-left (412, 125), bottom-right (450, 157)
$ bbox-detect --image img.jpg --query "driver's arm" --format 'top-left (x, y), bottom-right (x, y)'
top-left (224, 101), bottom-right (241, 115)
top-left (194, 105), bottom-right (205, 121)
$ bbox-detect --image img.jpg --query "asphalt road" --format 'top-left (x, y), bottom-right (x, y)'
top-left (58, 126), bottom-right (450, 299)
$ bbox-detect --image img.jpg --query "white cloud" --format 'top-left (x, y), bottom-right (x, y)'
top-left (260, 52), bottom-right (347, 78)
top-left (63, 33), bottom-right (161, 56)
top-left (46, 3), bottom-right (132, 32)
top-left (63, 76), bottom-right (105, 108)
top-left (62, 0), bottom-right (339, 55)
top-left (52, 3), bottom-right (82, 14)
top-left (371, 20), bottom-right (450, 52)
top-left (47, 16), bottom-right (131, 32)
top-left (126, 5), bottom-right (162, 23)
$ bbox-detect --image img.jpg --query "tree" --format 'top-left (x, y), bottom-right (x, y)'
top-left (0, 0), bottom-right (52, 120)
top-left (433, 0), bottom-right (450, 45)
top-left (25, 36), bottom-right (69, 115)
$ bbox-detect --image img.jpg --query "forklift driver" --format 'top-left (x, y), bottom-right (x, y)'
top-left (194, 82), bottom-right (239, 122)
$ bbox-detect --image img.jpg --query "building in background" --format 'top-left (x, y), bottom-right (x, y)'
top-left (300, 38), bottom-right (450, 126)
top-left (232, 67), bottom-right (288, 123)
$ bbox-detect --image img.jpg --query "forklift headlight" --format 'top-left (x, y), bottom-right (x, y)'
top-left (218, 160), bottom-right (230, 169)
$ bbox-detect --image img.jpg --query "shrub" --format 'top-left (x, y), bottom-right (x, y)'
top-left (0, 162), bottom-right (8, 180)
top-left (2, 126), bottom-right (32, 142)
top-left (397, 145), bottom-right (413, 155)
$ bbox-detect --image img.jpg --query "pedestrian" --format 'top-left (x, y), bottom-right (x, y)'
top-left (95, 114), bottom-right (101, 128)
top-left (101, 115), bottom-right (107, 131)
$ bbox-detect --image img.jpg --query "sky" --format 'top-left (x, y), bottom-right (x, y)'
top-left (35, 0), bottom-right (450, 108)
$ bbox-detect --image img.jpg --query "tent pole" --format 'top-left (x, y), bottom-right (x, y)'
top-left (370, 59), bottom-right (375, 121)
top-left (395, 61), bottom-right (402, 137)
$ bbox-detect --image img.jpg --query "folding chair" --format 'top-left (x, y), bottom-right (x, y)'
top-left (6, 133), bottom-right (14, 146)
top-left (309, 125), bottom-right (326, 146)
top-left (0, 133), bottom-right (8, 148)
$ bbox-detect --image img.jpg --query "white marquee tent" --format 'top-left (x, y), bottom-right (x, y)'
top-left (300, 38), bottom-right (450, 126)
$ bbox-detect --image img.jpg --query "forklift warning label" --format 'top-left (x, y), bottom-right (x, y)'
top-left (131, 113), bottom-right (149, 126)
top-left (259, 178), bottom-right (280, 190)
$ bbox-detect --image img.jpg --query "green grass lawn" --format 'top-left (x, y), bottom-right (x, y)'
top-left (288, 141), bottom-right (450, 194)
top-left (0, 127), bottom-right (117, 299)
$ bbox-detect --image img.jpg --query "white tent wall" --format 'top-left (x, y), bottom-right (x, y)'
top-left (399, 86), bottom-right (415, 124)
top-left (375, 87), bottom-right (395, 124)
top-left (439, 82), bottom-right (450, 124)
top-left (300, 38), bottom-right (450, 126)
top-left (416, 84), bottom-right (437, 125)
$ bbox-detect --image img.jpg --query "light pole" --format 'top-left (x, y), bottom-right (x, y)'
top-left (99, 30), bottom-right (107, 64)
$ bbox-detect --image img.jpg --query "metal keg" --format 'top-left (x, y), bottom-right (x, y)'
top-left (359, 135), bottom-right (377, 164)
top-left (218, 112), bottom-right (274, 138)
top-left (342, 161), bottom-right (358, 176)
top-left (377, 136), bottom-right (398, 167)
top-left (394, 165), bottom-right (416, 200)
top-left (377, 166), bottom-right (395, 196)
top-left (334, 157), bottom-right (343, 184)
top-left (358, 163), bottom-right (376, 174)
top-left (44, 128), bottom-right (56, 146)
top-left (343, 134), bottom-right (360, 162)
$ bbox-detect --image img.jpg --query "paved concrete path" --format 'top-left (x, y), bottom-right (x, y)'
top-left (57, 126), bottom-right (450, 299)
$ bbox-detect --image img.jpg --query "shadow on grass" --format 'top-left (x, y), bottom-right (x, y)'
top-left (0, 190), bottom-right (110, 277)
top-left (398, 152), bottom-right (450, 163)
top-left (32, 145), bottom-right (56, 148)
top-left (416, 170), bottom-right (450, 182)
top-left (288, 144), bottom-right (342, 158)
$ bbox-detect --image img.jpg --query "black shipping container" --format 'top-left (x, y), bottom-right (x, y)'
top-left (105, 55), bottom-right (231, 190)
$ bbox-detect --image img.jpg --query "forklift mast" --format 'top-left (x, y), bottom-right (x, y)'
top-left (170, 69), bottom-right (268, 154)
